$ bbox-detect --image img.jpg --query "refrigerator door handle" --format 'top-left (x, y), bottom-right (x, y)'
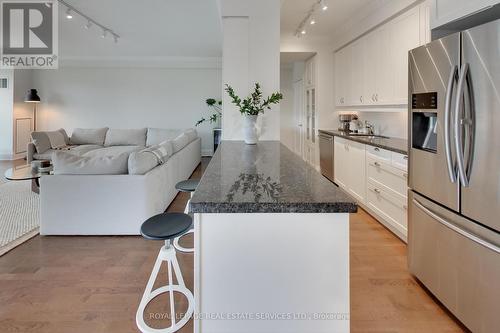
top-left (454, 63), bottom-right (470, 187)
top-left (444, 65), bottom-right (458, 183)
top-left (413, 199), bottom-right (500, 254)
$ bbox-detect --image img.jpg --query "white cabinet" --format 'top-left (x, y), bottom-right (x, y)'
top-left (335, 46), bottom-right (351, 106)
top-left (431, 0), bottom-right (500, 29)
top-left (303, 57), bottom-right (317, 168)
top-left (391, 6), bottom-right (422, 104)
top-left (334, 2), bottom-right (429, 108)
top-left (334, 137), bottom-right (366, 203)
top-left (349, 38), bottom-right (366, 106)
top-left (334, 136), bottom-right (409, 241)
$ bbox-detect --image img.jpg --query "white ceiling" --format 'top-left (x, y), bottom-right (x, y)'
top-left (280, 0), bottom-right (381, 39)
top-left (59, 0), bottom-right (222, 59)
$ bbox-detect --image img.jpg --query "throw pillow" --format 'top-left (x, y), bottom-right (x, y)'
top-left (146, 128), bottom-right (182, 147)
top-left (172, 133), bottom-right (190, 153)
top-left (58, 128), bottom-right (70, 145)
top-left (128, 140), bottom-right (174, 175)
top-left (31, 131), bottom-right (51, 153)
top-left (104, 128), bottom-right (147, 146)
top-left (70, 127), bottom-right (108, 145)
top-left (52, 151), bottom-right (129, 175)
top-left (46, 130), bottom-right (67, 149)
top-left (184, 128), bottom-right (198, 142)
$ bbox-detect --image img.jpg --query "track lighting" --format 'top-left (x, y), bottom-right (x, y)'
top-left (294, 0), bottom-right (331, 38)
top-left (58, 0), bottom-right (120, 44)
top-left (310, 17), bottom-right (316, 25)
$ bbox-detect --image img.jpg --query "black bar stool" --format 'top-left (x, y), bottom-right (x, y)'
top-left (173, 179), bottom-right (199, 253)
top-left (136, 213), bottom-right (194, 333)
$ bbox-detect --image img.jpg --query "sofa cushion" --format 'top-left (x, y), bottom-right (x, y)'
top-left (83, 145), bottom-right (142, 159)
top-left (31, 131), bottom-right (51, 154)
top-left (128, 141), bottom-right (173, 175)
top-left (104, 128), bottom-right (147, 147)
top-left (184, 128), bottom-right (198, 142)
top-left (70, 128), bottom-right (108, 145)
top-left (59, 128), bottom-right (70, 145)
top-left (172, 133), bottom-right (190, 153)
top-left (53, 151), bottom-right (129, 175)
top-left (46, 130), bottom-right (67, 149)
top-left (33, 149), bottom-right (55, 161)
top-left (68, 144), bottom-right (103, 156)
top-left (146, 128), bottom-right (183, 147)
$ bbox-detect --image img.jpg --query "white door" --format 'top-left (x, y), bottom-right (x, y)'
top-left (293, 79), bottom-right (304, 156)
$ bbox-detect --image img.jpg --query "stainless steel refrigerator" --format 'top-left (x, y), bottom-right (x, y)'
top-left (408, 18), bottom-right (500, 332)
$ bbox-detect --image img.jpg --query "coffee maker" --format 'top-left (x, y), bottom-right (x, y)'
top-left (338, 113), bottom-right (354, 132)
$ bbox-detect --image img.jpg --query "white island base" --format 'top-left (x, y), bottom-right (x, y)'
top-left (194, 213), bottom-right (350, 333)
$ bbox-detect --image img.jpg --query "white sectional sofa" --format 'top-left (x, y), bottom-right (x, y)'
top-left (31, 127), bottom-right (201, 235)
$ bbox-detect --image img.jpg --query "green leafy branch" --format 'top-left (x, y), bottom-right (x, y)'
top-left (225, 83), bottom-right (283, 116)
top-left (196, 98), bottom-right (222, 127)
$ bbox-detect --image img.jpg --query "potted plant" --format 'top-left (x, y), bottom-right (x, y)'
top-left (196, 98), bottom-right (222, 127)
top-left (225, 83), bottom-right (283, 144)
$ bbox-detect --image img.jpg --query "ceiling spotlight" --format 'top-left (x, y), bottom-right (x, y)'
top-left (66, 8), bottom-right (73, 19)
top-left (310, 18), bottom-right (316, 25)
top-left (84, 20), bottom-right (92, 29)
top-left (101, 29), bottom-right (107, 38)
top-left (321, 0), bottom-right (328, 11)
top-left (301, 29), bottom-right (306, 35)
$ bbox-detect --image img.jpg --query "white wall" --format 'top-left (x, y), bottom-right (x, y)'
top-left (220, 0), bottom-right (281, 141)
top-left (0, 70), bottom-right (14, 160)
top-left (32, 67), bottom-right (222, 155)
top-left (280, 66), bottom-right (294, 150)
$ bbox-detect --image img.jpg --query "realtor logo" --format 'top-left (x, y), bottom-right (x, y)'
top-left (0, 0), bottom-right (58, 68)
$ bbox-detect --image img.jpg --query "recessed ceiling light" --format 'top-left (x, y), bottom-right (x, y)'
top-left (301, 30), bottom-right (306, 35)
top-left (66, 8), bottom-right (73, 19)
top-left (321, 0), bottom-right (328, 11)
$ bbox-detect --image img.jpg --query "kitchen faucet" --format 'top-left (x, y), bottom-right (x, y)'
top-left (365, 121), bottom-right (375, 135)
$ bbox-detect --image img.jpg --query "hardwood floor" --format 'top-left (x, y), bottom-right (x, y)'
top-left (0, 157), bottom-right (468, 332)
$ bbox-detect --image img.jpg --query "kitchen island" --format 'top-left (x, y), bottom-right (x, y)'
top-left (190, 141), bottom-right (356, 333)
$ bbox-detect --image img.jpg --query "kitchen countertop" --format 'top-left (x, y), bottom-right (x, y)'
top-left (189, 141), bottom-right (357, 214)
top-left (319, 129), bottom-right (408, 155)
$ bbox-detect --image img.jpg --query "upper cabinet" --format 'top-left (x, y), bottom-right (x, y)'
top-left (335, 2), bottom-right (430, 109)
top-left (431, 0), bottom-right (500, 29)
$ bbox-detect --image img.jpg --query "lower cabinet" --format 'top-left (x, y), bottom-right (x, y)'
top-left (334, 137), bottom-right (366, 202)
top-left (334, 137), bottom-right (408, 241)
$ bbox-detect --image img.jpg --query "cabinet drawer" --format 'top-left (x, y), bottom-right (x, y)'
top-left (366, 145), bottom-right (391, 162)
top-left (391, 152), bottom-right (408, 171)
top-left (367, 181), bottom-right (408, 233)
top-left (367, 155), bottom-right (408, 197)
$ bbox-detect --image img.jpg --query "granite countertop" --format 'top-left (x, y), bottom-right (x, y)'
top-left (319, 129), bottom-right (408, 155)
top-left (189, 141), bottom-right (357, 214)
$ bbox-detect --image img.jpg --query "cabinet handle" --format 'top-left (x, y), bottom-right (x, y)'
top-left (403, 155), bottom-right (408, 160)
top-left (374, 188), bottom-right (381, 194)
top-left (375, 93), bottom-right (378, 101)
top-left (359, 96), bottom-right (363, 103)
top-left (374, 147), bottom-right (380, 152)
top-left (374, 162), bottom-right (381, 167)
top-left (403, 173), bottom-right (408, 178)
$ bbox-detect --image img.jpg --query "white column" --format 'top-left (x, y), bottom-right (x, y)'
top-left (219, 0), bottom-right (281, 141)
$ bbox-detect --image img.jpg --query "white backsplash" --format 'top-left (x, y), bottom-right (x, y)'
top-left (333, 111), bottom-right (408, 139)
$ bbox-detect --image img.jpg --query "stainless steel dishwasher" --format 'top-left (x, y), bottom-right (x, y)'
top-left (319, 132), bottom-right (334, 182)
